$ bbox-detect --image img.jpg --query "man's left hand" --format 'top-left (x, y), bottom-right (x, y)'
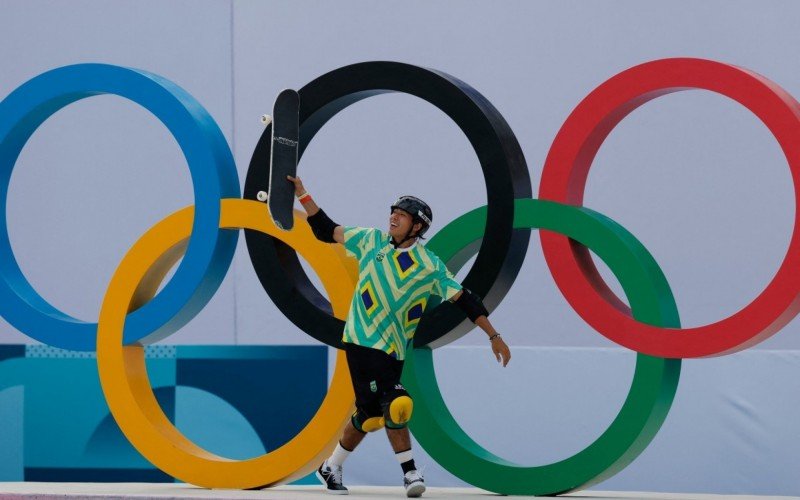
top-left (492, 336), bottom-right (511, 367)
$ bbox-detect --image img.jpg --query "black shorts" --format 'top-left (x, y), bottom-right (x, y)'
top-left (344, 342), bottom-right (404, 416)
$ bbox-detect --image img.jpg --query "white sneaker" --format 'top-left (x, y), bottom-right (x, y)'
top-left (403, 469), bottom-right (425, 497)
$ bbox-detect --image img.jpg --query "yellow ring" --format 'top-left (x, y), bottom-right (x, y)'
top-left (97, 198), bottom-right (356, 489)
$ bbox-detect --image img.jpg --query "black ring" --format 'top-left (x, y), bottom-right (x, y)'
top-left (244, 62), bottom-right (531, 348)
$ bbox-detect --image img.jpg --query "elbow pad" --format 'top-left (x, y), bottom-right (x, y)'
top-left (454, 288), bottom-right (489, 322)
top-left (306, 209), bottom-right (339, 243)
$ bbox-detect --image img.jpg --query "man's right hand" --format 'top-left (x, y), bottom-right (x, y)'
top-left (287, 175), bottom-right (305, 196)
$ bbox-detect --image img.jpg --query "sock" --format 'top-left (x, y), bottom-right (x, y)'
top-left (327, 441), bottom-right (352, 467)
top-left (395, 449), bottom-right (415, 474)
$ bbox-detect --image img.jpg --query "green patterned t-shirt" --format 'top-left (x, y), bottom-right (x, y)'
top-left (342, 226), bottom-right (462, 360)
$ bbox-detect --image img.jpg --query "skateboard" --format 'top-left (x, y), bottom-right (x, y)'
top-left (267, 88), bottom-right (300, 230)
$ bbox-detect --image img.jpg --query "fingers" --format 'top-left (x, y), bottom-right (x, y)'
top-left (286, 176), bottom-right (304, 195)
top-left (493, 342), bottom-right (511, 367)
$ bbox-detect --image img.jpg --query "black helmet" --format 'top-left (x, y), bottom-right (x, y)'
top-left (391, 196), bottom-right (433, 237)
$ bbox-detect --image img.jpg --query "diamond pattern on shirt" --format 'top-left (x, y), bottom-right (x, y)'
top-left (342, 226), bottom-right (463, 360)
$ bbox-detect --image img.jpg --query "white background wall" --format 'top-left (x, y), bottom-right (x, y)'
top-left (1, 0), bottom-right (800, 494)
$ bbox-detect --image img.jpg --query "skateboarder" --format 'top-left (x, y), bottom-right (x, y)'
top-left (287, 175), bottom-right (510, 497)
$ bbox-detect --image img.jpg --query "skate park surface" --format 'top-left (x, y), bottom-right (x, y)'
top-left (0, 483), bottom-right (797, 500)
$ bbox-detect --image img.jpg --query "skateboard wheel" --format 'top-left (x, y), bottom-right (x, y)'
top-left (256, 191), bottom-right (268, 202)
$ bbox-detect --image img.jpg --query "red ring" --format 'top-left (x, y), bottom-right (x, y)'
top-left (539, 58), bottom-right (800, 358)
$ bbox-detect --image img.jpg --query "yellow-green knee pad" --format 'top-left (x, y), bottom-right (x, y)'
top-left (361, 416), bottom-right (386, 432)
top-left (352, 409), bottom-right (385, 433)
top-left (385, 395), bottom-right (413, 428)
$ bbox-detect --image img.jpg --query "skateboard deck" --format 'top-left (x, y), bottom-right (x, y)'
top-left (268, 88), bottom-right (300, 230)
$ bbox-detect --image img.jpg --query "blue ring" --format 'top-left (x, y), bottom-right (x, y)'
top-left (0, 64), bottom-right (240, 350)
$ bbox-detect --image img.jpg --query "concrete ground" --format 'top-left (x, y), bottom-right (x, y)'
top-left (0, 483), bottom-right (797, 500)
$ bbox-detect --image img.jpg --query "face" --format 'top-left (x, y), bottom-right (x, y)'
top-left (389, 208), bottom-right (421, 240)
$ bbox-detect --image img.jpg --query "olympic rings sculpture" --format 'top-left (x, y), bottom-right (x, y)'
top-left (0, 58), bottom-right (798, 496)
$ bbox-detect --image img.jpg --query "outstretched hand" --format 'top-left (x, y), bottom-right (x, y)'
top-left (286, 175), bottom-right (305, 196)
top-left (492, 336), bottom-right (511, 367)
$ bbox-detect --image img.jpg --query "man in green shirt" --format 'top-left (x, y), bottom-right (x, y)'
top-left (287, 176), bottom-right (510, 497)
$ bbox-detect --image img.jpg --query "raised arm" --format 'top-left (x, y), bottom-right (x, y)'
top-left (287, 175), bottom-right (344, 244)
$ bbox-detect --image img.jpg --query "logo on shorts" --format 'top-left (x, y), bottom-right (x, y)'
top-left (395, 384), bottom-right (404, 390)
top-left (376, 251), bottom-right (386, 262)
top-left (370, 380), bottom-right (378, 392)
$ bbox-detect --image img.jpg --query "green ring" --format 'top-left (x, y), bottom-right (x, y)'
top-left (404, 198), bottom-right (681, 495)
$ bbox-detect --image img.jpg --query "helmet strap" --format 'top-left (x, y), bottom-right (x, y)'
top-left (391, 225), bottom-right (419, 249)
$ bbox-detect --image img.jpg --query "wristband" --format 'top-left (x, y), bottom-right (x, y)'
top-left (488, 333), bottom-right (501, 342)
top-left (298, 193), bottom-right (313, 204)
top-left (295, 190), bottom-right (308, 199)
